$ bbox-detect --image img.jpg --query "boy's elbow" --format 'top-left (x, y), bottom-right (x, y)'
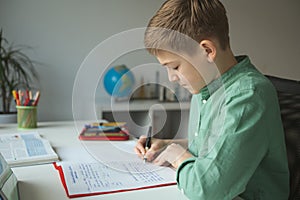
top-left (176, 159), bottom-right (235, 200)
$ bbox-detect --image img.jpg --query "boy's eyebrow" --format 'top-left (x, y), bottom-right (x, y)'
top-left (161, 61), bottom-right (173, 66)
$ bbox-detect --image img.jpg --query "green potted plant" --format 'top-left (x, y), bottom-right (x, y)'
top-left (0, 29), bottom-right (38, 123)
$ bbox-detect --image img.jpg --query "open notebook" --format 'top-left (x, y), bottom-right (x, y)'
top-left (54, 140), bottom-right (176, 198)
top-left (0, 132), bottom-right (58, 167)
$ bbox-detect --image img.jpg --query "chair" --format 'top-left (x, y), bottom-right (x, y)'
top-left (266, 75), bottom-right (300, 200)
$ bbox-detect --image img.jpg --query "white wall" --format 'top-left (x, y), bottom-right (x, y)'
top-left (223, 0), bottom-right (300, 79)
top-left (0, 0), bottom-right (165, 121)
top-left (1, 0), bottom-right (299, 121)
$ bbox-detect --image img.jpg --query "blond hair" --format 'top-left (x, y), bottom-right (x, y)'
top-left (144, 0), bottom-right (229, 55)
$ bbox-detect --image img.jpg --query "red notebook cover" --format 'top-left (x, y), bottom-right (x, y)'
top-left (53, 162), bottom-right (176, 198)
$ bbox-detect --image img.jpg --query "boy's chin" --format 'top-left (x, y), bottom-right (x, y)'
top-left (188, 88), bottom-right (200, 95)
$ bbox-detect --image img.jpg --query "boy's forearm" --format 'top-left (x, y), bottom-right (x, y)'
top-left (163, 138), bottom-right (188, 148)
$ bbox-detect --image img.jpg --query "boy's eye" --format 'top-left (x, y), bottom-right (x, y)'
top-left (162, 64), bottom-right (178, 70)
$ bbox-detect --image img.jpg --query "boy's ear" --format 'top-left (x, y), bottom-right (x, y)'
top-left (199, 40), bottom-right (216, 63)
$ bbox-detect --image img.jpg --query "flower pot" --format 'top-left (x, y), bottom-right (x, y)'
top-left (0, 113), bottom-right (17, 124)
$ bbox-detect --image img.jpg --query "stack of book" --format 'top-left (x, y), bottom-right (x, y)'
top-left (0, 153), bottom-right (19, 199)
top-left (79, 122), bottom-right (130, 141)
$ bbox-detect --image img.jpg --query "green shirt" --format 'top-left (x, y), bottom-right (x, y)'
top-left (176, 56), bottom-right (289, 200)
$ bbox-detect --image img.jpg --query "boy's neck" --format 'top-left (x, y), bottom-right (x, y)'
top-left (215, 47), bottom-right (237, 77)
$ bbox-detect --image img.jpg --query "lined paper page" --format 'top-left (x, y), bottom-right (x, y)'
top-left (60, 160), bottom-right (176, 196)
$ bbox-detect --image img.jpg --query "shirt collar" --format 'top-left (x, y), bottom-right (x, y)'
top-left (197, 55), bottom-right (250, 101)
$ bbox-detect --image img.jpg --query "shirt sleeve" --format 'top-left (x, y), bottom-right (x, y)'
top-left (176, 88), bottom-right (270, 200)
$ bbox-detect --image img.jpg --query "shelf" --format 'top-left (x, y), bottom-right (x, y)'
top-left (97, 100), bottom-right (190, 139)
top-left (98, 100), bottom-right (190, 112)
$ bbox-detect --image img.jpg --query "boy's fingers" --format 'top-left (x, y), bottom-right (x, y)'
top-left (134, 147), bottom-right (143, 158)
top-left (135, 144), bottom-right (145, 156)
top-left (144, 149), bottom-right (156, 161)
top-left (134, 136), bottom-right (147, 156)
top-left (145, 143), bottom-right (165, 162)
top-left (153, 152), bottom-right (166, 166)
top-left (139, 135), bottom-right (147, 140)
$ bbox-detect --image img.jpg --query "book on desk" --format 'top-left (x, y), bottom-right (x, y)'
top-left (0, 153), bottom-right (19, 200)
top-left (54, 160), bottom-right (176, 198)
top-left (0, 132), bottom-right (59, 167)
top-left (54, 140), bottom-right (176, 198)
top-left (79, 122), bottom-right (130, 141)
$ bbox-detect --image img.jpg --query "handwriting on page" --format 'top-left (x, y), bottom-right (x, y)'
top-left (62, 161), bottom-right (175, 195)
top-left (107, 161), bottom-right (165, 182)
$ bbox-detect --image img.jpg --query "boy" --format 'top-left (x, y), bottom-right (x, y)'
top-left (134, 0), bottom-right (290, 199)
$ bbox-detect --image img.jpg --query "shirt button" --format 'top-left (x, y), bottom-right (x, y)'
top-left (202, 99), bottom-right (207, 104)
top-left (195, 132), bottom-right (198, 136)
top-left (181, 188), bottom-right (185, 195)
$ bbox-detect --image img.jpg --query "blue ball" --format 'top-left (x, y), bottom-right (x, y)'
top-left (103, 65), bottom-right (135, 97)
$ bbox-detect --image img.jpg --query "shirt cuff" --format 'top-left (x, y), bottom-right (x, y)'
top-left (176, 157), bottom-right (196, 186)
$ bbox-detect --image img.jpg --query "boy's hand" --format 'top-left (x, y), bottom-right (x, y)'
top-left (153, 143), bottom-right (193, 169)
top-left (134, 136), bottom-right (168, 162)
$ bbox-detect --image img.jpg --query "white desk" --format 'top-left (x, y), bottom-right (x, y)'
top-left (0, 121), bottom-right (188, 200)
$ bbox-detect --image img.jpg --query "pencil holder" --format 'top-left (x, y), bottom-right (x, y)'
top-left (16, 106), bottom-right (37, 129)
